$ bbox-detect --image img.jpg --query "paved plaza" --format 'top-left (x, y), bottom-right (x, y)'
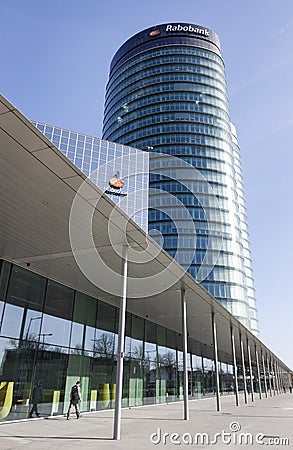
top-left (0, 393), bottom-right (292, 449)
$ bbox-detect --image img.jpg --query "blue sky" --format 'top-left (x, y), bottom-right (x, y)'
top-left (1, 0), bottom-right (293, 368)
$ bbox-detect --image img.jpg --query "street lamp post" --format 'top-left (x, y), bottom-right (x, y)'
top-left (25, 316), bottom-right (42, 340)
top-left (38, 333), bottom-right (53, 344)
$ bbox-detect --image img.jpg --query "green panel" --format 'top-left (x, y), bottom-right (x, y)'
top-left (64, 353), bottom-right (91, 413)
top-left (196, 381), bottom-right (202, 399)
top-left (136, 379), bottom-right (143, 406)
top-left (156, 379), bottom-right (160, 404)
top-left (129, 378), bottom-right (136, 407)
top-left (129, 378), bottom-right (143, 407)
top-left (156, 379), bottom-right (166, 403)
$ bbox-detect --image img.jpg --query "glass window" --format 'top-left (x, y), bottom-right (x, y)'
top-left (70, 321), bottom-right (84, 351)
top-left (0, 337), bottom-right (37, 420)
top-left (144, 321), bottom-right (156, 361)
top-left (72, 292), bottom-right (97, 351)
top-left (41, 281), bottom-right (74, 348)
top-left (6, 266), bottom-right (46, 311)
top-left (23, 310), bottom-right (43, 341)
top-left (1, 303), bottom-right (24, 338)
top-left (0, 261), bottom-right (11, 301)
top-left (44, 280), bottom-right (74, 321)
top-left (40, 313), bottom-right (71, 348)
top-left (124, 312), bottom-right (132, 358)
top-left (130, 315), bottom-right (144, 360)
top-left (94, 301), bottom-right (117, 358)
top-left (96, 301), bottom-right (117, 333)
top-left (0, 301), bottom-right (4, 332)
top-left (157, 325), bottom-right (168, 365)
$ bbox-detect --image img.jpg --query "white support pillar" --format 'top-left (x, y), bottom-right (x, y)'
top-left (278, 364), bottom-right (282, 393)
top-left (267, 355), bottom-right (273, 397)
top-left (274, 361), bottom-right (280, 394)
top-left (113, 246), bottom-right (128, 441)
top-left (277, 364), bottom-right (283, 394)
top-left (181, 289), bottom-right (189, 420)
top-left (278, 364), bottom-right (283, 393)
top-left (271, 358), bottom-right (276, 396)
top-left (255, 347), bottom-right (262, 400)
top-left (247, 340), bottom-right (254, 402)
top-left (212, 313), bottom-right (221, 412)
top-left (262, 352), bottom-right (268, 398)
top-left (231, 327), bottom-right (239, 406)
top-left (240, 334), bottom-right (248, 404)
top-left (278, 366), bottom-right (283, 393)
top-left (275, 362), bottom-right (282, 394)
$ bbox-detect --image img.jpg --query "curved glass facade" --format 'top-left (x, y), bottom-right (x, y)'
top-left (102, 23), bottom-right (259, 334)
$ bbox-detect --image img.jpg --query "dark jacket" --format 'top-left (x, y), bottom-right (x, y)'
top-left (70, 384), bottom-right (81, 405)
top-left (32, 384), bottom-right (43, 404)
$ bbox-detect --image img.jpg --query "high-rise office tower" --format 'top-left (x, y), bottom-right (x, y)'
top-left (102, 23), bottom-right (259, 334)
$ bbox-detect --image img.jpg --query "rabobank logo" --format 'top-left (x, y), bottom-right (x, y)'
top-left (166, 24), bottom-right (209, 36)
top-left (150, 29), bottom-right (160, 37)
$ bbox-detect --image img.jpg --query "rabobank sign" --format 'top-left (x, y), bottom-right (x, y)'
top-left (165, 24), bottom-right (209, 37)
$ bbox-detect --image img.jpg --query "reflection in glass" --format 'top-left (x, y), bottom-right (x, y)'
top-left (0, 301), bottom-right (5, 332)
top-left (70, 321), bottom-right (84, 351)
top-left (0, 337), bottom-right (37, 420)
top-left (1, 304), bottom-right (24, 339)
top-left (41, 314), bottom-right (71, 348)
top-left (23, 311), bottom-right (42, 341)
top-left (6, 266), bottom-right (46, 311)
top-left (45, 280), bottom-right (74, 320)
top-left (0, 261), bottom-right (11, 301)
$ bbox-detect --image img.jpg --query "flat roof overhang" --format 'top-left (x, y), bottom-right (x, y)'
top-left (0, 93), bottom-right (290, 371)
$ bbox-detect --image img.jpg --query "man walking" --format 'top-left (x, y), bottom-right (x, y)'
top-left (67, 380), bottom-right (81, 419)
top-left (29, 380), bottom-right (43, 418)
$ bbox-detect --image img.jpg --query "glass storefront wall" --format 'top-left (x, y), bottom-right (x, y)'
top-left (0, 260), bottom-right (233, 421)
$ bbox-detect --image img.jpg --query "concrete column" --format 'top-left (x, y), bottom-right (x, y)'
top-left (278, 364), bottom-right (283, 393)
top-left (212, 313), bottom-right (221, 412)
top-left (201, 356), bottom-right (205, 396)
top-left (181, 289), bottom-right (189, 420)
top-left (240, 334), bottom-right (248, 404)
top-left (267, 355), bottom-right (273, 397)
top-left (230, 327), bottom-right (239, 406)
top-left (278, 366), bottom-right (283, 393)
top-left (274, 361), bottom-right (280, 394)
top-left (280, 366), bottom-right (285, 393)
top-left (262, 352), bottom-right (268, 398)
top-left (278, 366), bottom-right (282, 393)
top-left (255, 347), bottom-right (262, 399)
top-left (271, 358), bottom-right (276, 396)
top-left (247, 340), bottom-right (254, 402)
top-left (113, 246), bottom-right (128, 440)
